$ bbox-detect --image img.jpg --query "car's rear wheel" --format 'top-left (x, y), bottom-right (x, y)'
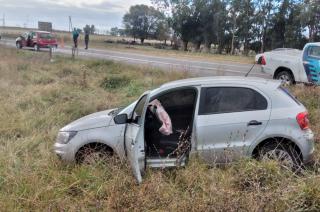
top-left (34, 44), bottom-right (39, 51)
top-left (16, 42), bottom-right (22, 49)
top-left (258, 141), bottom-right (302, 171)
top-left (275, 70), bottom-right (295, 86)
top-left (76, 143), bottom-right (113, 165)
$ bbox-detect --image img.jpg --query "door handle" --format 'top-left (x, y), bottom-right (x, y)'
top-left (247, 120), bottom-right (262, 126)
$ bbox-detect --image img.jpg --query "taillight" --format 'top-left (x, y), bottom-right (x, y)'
top-left (296, 112), bottom-right (309, 130)
top-left (261, 56), bottom-right (266, 65)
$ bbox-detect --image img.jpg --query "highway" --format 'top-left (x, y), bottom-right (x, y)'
top-left (0, 38), bottom-right (269, 78)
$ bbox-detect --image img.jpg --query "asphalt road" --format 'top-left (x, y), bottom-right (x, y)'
top-left (0, 38), bottom-right (269, 78)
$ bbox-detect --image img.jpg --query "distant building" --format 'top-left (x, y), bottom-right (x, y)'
top-left (38, 22), bottom-right (52, 32)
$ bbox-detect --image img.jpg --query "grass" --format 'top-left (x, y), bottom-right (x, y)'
top-left (0, 46), bottom-right (320, 211)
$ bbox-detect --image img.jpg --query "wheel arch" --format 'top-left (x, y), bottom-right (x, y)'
top-left (251, 137), bottom-right (303, 161)
top-left (75, 141), bottom-right (114, 163)
top-left (274, 66), bottom-right (295, 82)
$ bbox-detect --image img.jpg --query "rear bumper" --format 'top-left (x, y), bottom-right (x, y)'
top-left (301, 130), bottom-right (315, 164)
top-left (38, 44), bottom-right (58, 48)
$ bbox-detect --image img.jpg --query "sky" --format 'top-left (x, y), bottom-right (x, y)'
top-left (0, 0), bottom-right (151, 32)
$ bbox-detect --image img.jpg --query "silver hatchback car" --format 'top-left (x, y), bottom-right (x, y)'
top-left (54, 77), bottom-right (315, 182)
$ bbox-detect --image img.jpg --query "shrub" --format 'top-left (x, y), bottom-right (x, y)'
top-left (100, 76), bottom-right (131, 90)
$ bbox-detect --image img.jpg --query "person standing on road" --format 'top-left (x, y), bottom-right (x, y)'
top-left (84, 28), bottom-right (90, 50)
top-left (72, 28), bottom-right (79, 48)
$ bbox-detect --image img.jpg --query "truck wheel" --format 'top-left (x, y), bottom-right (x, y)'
top-left (276, 71), bottom-right (294, 85)
top-left (258, 141), bottom-right (302, 171)
top-left (16, 42), bottom-right (22, 49)
top-left (34, 44), bottom-right (39, 51)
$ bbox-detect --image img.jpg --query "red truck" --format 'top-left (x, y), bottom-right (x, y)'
top-left (16, 31), bottom-right (58, 51)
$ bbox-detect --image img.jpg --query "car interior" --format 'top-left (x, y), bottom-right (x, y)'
top-left (144, 88), bottom-right (197, 158)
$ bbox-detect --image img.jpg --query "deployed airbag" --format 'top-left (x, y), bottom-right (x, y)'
top-left (148, 99), bottom-right (173, 136)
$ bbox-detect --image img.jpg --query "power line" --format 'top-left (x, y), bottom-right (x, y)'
top-left (0, 14), bottom-right (5, 27)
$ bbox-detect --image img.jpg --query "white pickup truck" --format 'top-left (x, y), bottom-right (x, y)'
top-left (256, 43), bottom-right (320, 85)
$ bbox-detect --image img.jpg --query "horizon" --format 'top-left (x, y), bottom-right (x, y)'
top-left (0, 0), bottom-right (151, 32)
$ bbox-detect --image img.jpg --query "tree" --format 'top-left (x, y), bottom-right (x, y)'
top-left (228, 0), bottom-right (242, 54)
top-left (90, 25), bottom-right (95, 34)
top-left (83, 24), bottom-right (95, 34)
top-left (110, 27), bottom-right (120, 36)
top-left (300, 0), bottom-right (320, 42)
top-left (123, 4), bottom-right (165, 44)
top-left (236, 0), bottom-right (255, 55)
top-left (170, 0), bottom-right (198, 51)
top-left (254, 0), bottom-right (275, 52)
top-left (155, 18), bottom-right (171, 44)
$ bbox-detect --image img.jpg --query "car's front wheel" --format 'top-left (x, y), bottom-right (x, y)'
top-left (258, 141), bottom-right (302, 171)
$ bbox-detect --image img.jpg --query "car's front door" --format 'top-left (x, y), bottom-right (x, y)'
top-left (195, 85), bottom-right (271, 164)
top-left (125, 93), bottom-right (149, 183)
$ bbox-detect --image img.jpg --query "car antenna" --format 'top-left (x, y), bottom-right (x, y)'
top-left (245, 62), bottom-right (256, 77)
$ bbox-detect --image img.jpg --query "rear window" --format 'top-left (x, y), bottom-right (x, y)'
top-left (279, 86), bottom-right (301, 105)
top-left (39, 33), bottom-right (54, 39)
top-left (199, 87), bottom-right (268, 115)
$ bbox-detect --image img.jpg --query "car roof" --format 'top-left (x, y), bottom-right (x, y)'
top-left (306, 42), bottom-right (320, 47)
top-left (159, 76), bottom-right (281, 90)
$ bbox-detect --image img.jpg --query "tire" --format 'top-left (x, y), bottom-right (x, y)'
top-left (34, 44), bottom-right (39, 51)
top-left (16, 42), bottom-right (22, 49)
top-left (258, 141), bottom-right (302, 171)
top-left (76, 144), bottom-right (113, 165)
top-left (275, 70), bottom-right (295, 85)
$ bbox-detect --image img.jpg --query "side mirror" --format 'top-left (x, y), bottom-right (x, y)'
top-left (114, 114), bottom-right (128, 125)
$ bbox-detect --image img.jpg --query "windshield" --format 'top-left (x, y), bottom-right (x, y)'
top-left (108, 101), bottom-right (138, 117)
top-left (39, 33), bottom-right (54, 39)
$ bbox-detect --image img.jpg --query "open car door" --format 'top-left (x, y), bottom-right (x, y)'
top-left (125, 93), bottom-right (149, 183)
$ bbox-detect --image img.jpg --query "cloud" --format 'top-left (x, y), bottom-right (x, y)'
top-left (0, 0), bottom-right (151, 30)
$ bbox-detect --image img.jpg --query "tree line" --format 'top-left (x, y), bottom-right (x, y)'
top-left (119, 0), bottom-right (320, 54)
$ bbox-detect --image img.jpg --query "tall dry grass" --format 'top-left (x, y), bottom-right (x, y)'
top-left (0, 46), bottom-right (319, 211)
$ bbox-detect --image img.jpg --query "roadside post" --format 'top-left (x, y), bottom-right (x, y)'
top-left (49, 46), bottom-right (55, 62)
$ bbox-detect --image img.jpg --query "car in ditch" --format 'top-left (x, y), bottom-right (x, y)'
top-left (16, 30), bottom-right (58, 51)
top-left (54, 76), bottom-right (315, 183)
top-left (256, 42), bottom-right (320, 85)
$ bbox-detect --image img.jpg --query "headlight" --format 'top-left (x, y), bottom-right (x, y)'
top-left (56, 131), bottom-right (77, 144)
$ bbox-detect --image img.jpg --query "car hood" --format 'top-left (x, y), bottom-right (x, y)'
top-left (60, 109), bottom-right (116, 132)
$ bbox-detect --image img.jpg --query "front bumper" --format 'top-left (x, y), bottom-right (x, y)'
top-left (53, 142), bottom-right (74, 162)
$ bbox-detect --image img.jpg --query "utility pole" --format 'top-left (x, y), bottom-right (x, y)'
top-left (69, 16), bottom-right (73, 32)
top-left (0, 14), bottom-right (5, 27)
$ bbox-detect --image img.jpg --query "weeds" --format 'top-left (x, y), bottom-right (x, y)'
top-left (100, 75), bottom-right (131, 90)
top-left (0, 46), bottom-right (319, 211)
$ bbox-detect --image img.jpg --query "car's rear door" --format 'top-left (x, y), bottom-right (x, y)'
top-left (195, 85), bottom-right (271, 163)
top-left (125, 93), bottom-right (149, 183)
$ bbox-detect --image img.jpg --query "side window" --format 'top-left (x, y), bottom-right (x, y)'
top-left (307, 46), bottom-right (320, 59)
top-left (132, 95), bottom-right (147, 125)
top-left (199, 87), bottom-right (268, 115)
